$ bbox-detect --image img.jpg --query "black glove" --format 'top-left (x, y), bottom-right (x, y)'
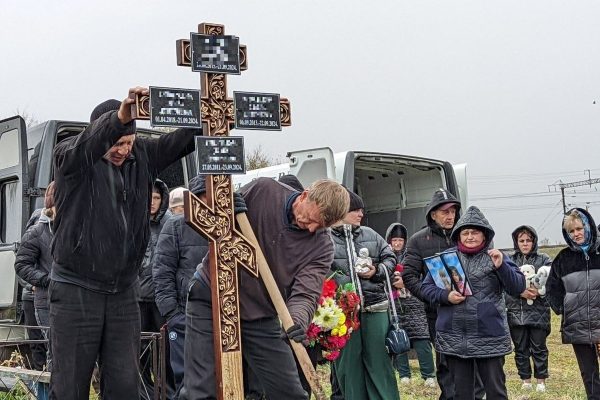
top-left (285, 323), bottom-right (307, 343)
top-left (233, 192), bottom-right (247, 215)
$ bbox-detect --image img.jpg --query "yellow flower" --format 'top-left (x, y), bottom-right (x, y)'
top-left (338, 314), bottom-right (346, 325)
top-left (338, 325), bottom-right (347, 336)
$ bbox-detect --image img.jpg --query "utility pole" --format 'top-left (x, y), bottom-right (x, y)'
top-left (549, 172), bottom-right (600, 214)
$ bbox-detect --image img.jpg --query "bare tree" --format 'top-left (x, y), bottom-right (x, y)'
top-left (14, 108), bottom-right (40, 128)
top-left (245, 145), bottom-right (280, 170)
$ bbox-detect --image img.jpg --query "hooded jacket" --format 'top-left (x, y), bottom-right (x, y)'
top-left (421, 206), bottom-right (525, 358)
top-left (138, 179), bottom-right (170, 302)
top-left (14, 211), bottom-right (54, 309)
top-left (51, 110), bottom-right (197, 293)
top-left (385, 223), bottom-right (429, 340)
top-left (505, 225), bottom-right (552, 330)
top-left (546, 208), bottom-right (600, 344)
top-left (330, 224), bottom-right (396, 308)
top-left (402, 189), bottom-right (461, 316)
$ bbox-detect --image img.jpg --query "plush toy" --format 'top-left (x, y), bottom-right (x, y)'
top-left (519, 264), bottom-right (536, 305)
top-left (533, 265), bottom-right (551, 296)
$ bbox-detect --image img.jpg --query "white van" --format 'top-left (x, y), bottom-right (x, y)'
top-left (235, 147), bottom-right (467, 237)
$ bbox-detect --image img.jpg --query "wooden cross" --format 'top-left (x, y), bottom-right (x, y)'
top-left (180, 23), bottom-right (291, 400)
top-left (131, 22), bottom-right (294, 400)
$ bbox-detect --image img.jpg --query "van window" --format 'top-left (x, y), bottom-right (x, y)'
top-left (0, 129), bottom-right (19, 170)
top-left (0, 180), bottom-right (20, 243)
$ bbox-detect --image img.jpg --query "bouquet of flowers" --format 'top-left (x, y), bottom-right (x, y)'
top-left (306, 278), bottom-right (361, 361)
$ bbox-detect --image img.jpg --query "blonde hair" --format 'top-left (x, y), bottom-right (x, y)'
top-left (307, 179), bottom-right (350, 227)
top-left (563, 210), bottom-right (583, 232)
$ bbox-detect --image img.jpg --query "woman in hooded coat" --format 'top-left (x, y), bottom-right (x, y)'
top-left (505, 225), bottom-right (552, 392)
top-left (421, 206), bottom-right (525, 400)
top-left (546, 208), bottom-right (600, 399)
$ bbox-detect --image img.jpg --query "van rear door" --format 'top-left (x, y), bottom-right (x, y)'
top-left (453, 163), bottom-right (468, 208)
top-left (288, 147), bottom-right (336, 188)
top-left (0, 117), bottom-right (29, 309)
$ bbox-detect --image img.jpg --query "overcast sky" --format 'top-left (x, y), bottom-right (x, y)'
top-left (2, 0), bottom-right (599, 247)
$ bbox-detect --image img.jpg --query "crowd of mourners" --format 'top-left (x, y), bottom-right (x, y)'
top-left (11, 88), bottom-right (600, 400)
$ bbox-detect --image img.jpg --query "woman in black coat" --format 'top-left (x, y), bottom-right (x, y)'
top-left (546, 208), bottom-right (600, 399)
top-left (505, 225), bottom-right (552, 392)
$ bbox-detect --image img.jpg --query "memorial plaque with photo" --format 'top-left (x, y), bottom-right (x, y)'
top-left (196, 136), bottom-right (246, 175)
top-left (149, 87), bottom-right (201, 128)
top-left (234, 92), bottom-right (281, 131)
top-left (190, 33), bottom-right (240, 74)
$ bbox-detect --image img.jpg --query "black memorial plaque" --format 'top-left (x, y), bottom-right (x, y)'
top-left (234, 92), bottom-right (281, 131)
top-left (149, 87), bottom-right (201, 128)
top-left (196, 136), bottom-right (246, 175)
top-left (190, 33), bottom-right (240, 74)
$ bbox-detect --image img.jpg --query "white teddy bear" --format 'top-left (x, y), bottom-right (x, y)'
top-left (519, 264), bottom-right (536, 305)
top-left (533, 265), bottom-right (551, 296)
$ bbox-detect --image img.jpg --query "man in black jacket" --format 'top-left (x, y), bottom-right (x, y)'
top-left (402, 188), bottom-right (464, 400)
top-left (50, 87), bottom-right (199, 400)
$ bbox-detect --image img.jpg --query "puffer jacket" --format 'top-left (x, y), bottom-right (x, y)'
top-left (546, 208), bottom-right (600, 344)
top-left (402, 189), bottom-right (461, 317)
top-left (152, 213), bottom-right (209, 319)
top-left (385, 223), bottom-right (429, 340)
top-left (330, 224), bottom-right (396, 308)
top-left (139, 180), bottom-right (170, 302)
top-left (505, 225), bottom-right (552, 330)
top-left (14, 211), bottom-right (54, 309)
top-left (421, 206), bottom-right (525, 358)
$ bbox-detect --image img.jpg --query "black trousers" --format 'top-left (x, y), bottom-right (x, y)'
top-left (573, 344), bottom-right (600, 400)
top-left (509, 325), bottom-right (549, 379)
top-left (23, 299), bottom-right (46, 371)
top-left (183, 277), bottom-right (307, 400)
top-left (446, 355), bottom-right (507, 400)
top-left (49, 281), bottom-right (140, 400)
top-left (427, 316), bottom-right (486, 400)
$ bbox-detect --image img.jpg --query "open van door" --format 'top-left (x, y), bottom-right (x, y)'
top-left (453, 163), bottom-right (468, 208)
top-left (0, 116), bottom-right (29, 310)
top-left (288, 147), bottom-right (336, 188)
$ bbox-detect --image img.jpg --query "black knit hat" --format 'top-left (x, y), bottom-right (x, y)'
top-left (90, 99), bottom-right (121, 123)
top-left (347, 189), bottom-right (364, 212)
top-left (188, 175), bottom-right (207, 196)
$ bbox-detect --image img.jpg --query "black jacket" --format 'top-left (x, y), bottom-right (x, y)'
top-left (330, 224), bottom-right (396, 308)
top-left (546, 208), bottom-right (600, 344)
top-left (421, 206), bottom-right (525, 358)
top-left (15, 211), bottom-right (53, 309)
top-left (51, 110), bottom-right (197, 293)
top-left (505, 225), bottom-right (552, 330)
top-left (402, 189), bottom-right (461, 316)
top-left (153, 213), bottom-right (209, 319)
top-left (138, 180), bottom-right (170, 302)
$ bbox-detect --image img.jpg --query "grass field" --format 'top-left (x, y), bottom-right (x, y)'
top-left (314, 313), bottom-right (587, 400)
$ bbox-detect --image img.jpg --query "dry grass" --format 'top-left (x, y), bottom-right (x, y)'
top-left (314, 314), bottom-right (587, 400)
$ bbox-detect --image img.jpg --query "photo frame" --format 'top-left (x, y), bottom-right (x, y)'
top-left (423, 255), bottom-right (453, 292)
top-left (440, 251), bottom-right (472, 296)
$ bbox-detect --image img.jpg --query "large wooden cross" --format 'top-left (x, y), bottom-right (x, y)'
top-left (179, 23), bottom-right (291, 400)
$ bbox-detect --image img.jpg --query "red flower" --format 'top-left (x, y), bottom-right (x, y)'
top-left (395, 263), bottom-right (404, 273)
top-left (321, 279), bottom-right (337, 299)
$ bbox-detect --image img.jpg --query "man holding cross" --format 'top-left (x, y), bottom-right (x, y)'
top-left (183, 177), bottom-right (349, 400)
top-left (50, 87), bottom-right (200, 400)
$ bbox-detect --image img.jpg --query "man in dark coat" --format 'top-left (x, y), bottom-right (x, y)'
top-left (183, 178), bottom-right (349, 400)
top-left (50, 87), bottom-right (199, 400)
top-left (152, 174), bottom-right (209, 397)
top-left (402, 188), bottom-right (483, 399)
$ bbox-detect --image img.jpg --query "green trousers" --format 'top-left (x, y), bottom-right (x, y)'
top-left (334, 311), bottom-right (400, 400)
top-left (393, 338), bottom-right (435, 379)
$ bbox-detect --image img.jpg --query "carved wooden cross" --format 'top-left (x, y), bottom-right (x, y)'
top-left (179, 23), bottom-right (290, 400)
top-left (131, 22), bottom-right (293, 400)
